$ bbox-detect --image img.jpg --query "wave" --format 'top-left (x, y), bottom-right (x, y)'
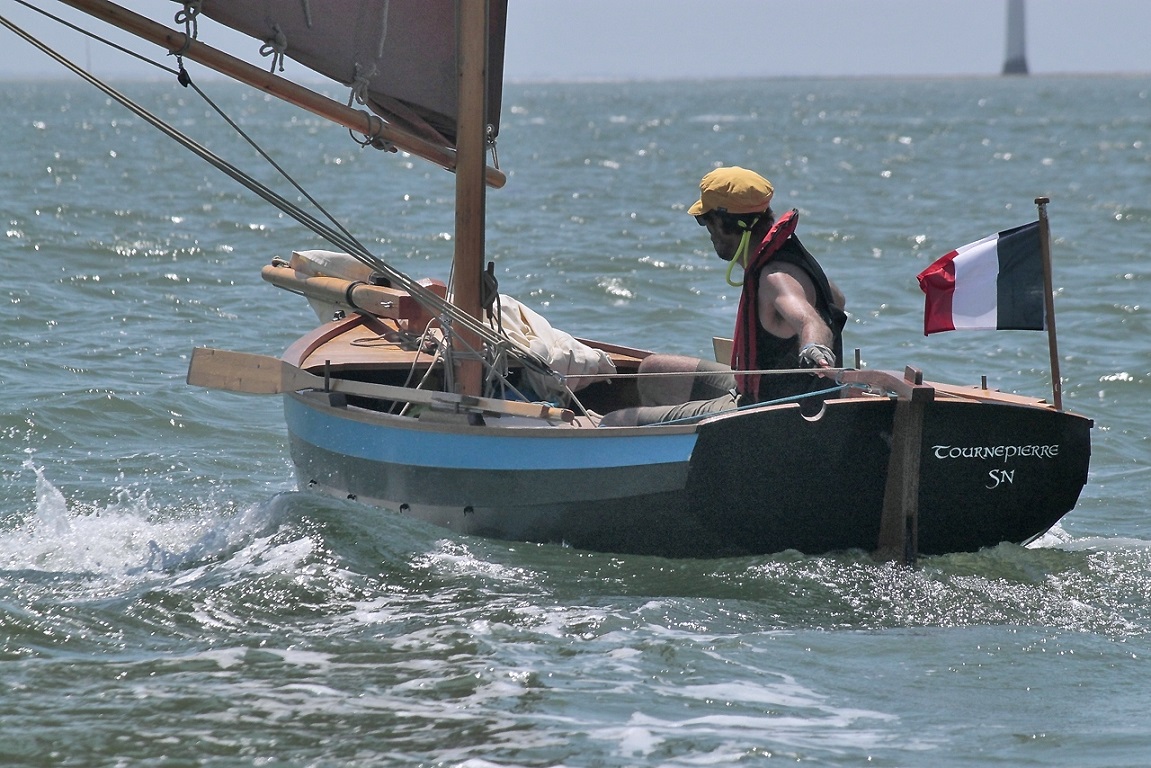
top-left (5, 463), bottom-right (1150, 653)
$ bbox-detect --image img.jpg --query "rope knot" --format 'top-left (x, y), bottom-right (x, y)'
top-left (346, 63), bottom-right (394, 151)
top-left (173, 0), bottom-right (201, 57)
top-left (259, 24), bottom-right (288, 73)
top-left (348, 63), bottom-right (376, 107)
top-left (174, 0), bottom-right (201, 34)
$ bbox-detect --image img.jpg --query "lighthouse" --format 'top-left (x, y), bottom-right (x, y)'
top-left (1003, 0), bottom-right (1029, 75)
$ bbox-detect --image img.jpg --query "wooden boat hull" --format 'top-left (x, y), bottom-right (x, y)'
top-left (284, 388), bottom-right (1092, 558)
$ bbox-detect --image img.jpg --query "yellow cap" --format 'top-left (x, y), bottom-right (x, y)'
top-left (687, 167), bottom-right (774, 217)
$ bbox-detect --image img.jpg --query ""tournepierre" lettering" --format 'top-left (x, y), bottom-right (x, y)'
top-left (931, 444), bottom-right (1060, 462)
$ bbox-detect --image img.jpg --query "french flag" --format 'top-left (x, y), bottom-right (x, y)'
top-left (917, 221), bottom-right (1046, 335)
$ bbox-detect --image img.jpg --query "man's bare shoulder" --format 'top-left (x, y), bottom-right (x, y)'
top-left (758, 261), bottom-right (817, 296)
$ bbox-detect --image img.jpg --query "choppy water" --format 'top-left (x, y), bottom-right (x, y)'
top-left (2, 61), bottom-right (1150, 766)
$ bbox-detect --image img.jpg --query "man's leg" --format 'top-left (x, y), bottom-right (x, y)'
top-left (598, 392), bottom-right (738, 427)
top-left (636, 355), bottom-right (735, 406)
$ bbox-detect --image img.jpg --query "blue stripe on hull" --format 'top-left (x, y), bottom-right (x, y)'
top-left (284, 394), bottom-right (698, 470)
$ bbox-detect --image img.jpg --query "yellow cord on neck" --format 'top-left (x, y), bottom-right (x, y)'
top-left (724, 214), bottom-right (762, 287)
top-left (725, 230), bottom-right (751, 287)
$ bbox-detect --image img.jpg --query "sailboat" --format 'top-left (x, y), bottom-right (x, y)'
top-left (10, 1), bottom-right (1091, 561)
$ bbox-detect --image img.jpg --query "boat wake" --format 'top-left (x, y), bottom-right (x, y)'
top-left (1, 461), bottom-right (278, 580)
top-left (2, 465), bottom-right (1148, 764)
top-left (5, 462), bottom-right (1149, 645)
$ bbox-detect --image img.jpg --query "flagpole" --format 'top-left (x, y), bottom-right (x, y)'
top-left (1035, 197), bottom-right (1063, 411)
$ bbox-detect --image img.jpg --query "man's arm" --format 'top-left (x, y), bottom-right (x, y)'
top-left (757, 266), bottom-right (836, 367)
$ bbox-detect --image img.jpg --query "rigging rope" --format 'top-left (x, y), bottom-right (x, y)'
top-left (346, 63), bottom-right (390, 149)
top-left (259, 24), bottom-right (288, 73)
top-left (174, 1), bottom-right (200, 56)
top-left (658, 383), bottom-right (852, 426)
top-left (376, 0), bottom-right (390, 58)
top-left (0, 10), bottom-right (567, 401)
top-left (8, 0), bottom-right (181, 75)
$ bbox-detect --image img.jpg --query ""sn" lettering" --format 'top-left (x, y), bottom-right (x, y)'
top-left (987, 469), bottom-right (1015, 489)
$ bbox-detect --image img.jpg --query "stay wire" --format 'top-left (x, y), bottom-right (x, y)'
top-left (9, 0), bottom-right (360, 254)
top-left (176, 66), bottom-right (363, 256)
top-left (0, 11), bottom-right (563, 391)
top-left (8, 0), bottom-right (180, 76)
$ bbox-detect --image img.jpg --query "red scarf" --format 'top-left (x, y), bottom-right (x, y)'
top-left (731, 209), bottom-right (800, 400)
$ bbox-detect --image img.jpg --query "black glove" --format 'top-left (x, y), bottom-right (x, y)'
top-left (798, 343), bottom-right (835, 369)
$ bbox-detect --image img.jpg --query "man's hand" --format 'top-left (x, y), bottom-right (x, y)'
top-left (798, 343), bottom-right (835, 369)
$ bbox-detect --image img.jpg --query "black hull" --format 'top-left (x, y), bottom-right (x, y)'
top-left (687, 398), bottom-right (1091, 556)
top-left (286, 391), bottom-right (1092, 559)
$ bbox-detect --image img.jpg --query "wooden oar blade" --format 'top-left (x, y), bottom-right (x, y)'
top-left (187, 347), bottom-right (288, 394)
top-left (186, 347), bottom-right (575, 422)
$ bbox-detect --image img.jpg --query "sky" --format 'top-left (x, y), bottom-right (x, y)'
top-left (1, 0), bottom-right (1150, 81)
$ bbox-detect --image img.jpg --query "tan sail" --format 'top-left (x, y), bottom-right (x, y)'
top-left (57, 0), bottom-right (507, 187)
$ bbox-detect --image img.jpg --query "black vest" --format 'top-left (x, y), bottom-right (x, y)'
top-left (747, 236), bottom-right (846, 405)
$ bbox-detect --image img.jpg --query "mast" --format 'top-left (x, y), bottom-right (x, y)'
top-left (1002, 0), bottom-right (1029, 76)
top-left (451, 0), bottom-right (490, 398)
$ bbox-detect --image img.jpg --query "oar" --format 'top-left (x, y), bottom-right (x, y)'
top-left (186, 347), bottom-right (574, 423)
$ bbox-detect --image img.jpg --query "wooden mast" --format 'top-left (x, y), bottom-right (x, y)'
top-left (451, 0), bottom-right (489, 398)
top-left (56, 0), bottom-right (506, 188)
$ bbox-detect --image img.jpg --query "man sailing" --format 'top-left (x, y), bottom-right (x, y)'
top-left (601, 166), bottom-right (846, 426)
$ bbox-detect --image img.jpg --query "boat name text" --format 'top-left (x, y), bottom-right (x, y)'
top-left (931, 444), bottom-right (1060, 462)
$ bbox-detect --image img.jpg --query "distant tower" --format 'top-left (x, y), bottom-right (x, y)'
top-left (1002, 0), bottom-right (1029, 75)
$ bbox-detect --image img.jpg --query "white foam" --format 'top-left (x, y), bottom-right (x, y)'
top-left (1, 461), bottom-right (271, 578)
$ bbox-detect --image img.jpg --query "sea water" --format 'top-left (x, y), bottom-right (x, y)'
top-left (1, 71), bottom-right (1150, 766)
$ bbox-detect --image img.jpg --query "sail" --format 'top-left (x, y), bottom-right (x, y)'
top-left (198, 0), bottom-right (507, 148)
